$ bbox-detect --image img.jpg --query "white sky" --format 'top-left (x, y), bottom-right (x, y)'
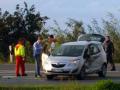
top-left (0, 0), bottom-right (120, 29)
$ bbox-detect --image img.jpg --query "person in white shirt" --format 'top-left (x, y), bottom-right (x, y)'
top-left (42, 44), bottom-right (49, 69)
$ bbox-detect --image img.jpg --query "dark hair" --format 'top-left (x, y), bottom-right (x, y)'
top-left (18, 38), bottom-right (25, 44)
top-left (18, 38), bottom-right (24, 42)
top-left (49, 35), bottom-right (54, 38)
top-left (38, 35), bottom-right (43, 40)
top-left (106, 35), bottom-right (110, 39)
top-left (42, 44), bottom-right (48, 53)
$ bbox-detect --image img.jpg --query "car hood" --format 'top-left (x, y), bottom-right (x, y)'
top-left (48, 56), bottom-right (82, 63)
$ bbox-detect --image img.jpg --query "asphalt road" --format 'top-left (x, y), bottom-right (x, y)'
top-left (0, 64), bottom-right (120, 85)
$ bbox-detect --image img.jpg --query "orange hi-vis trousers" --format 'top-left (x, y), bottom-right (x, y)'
top-left (15, 56), bottom-right (25, 76)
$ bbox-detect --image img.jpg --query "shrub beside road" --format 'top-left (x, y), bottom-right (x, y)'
top-left (0, 80), bottom-right (120, 90)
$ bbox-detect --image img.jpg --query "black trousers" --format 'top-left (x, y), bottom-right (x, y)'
top-left (107, 54), bottom-right (116, 69)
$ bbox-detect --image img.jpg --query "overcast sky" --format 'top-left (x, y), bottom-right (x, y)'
top-left (0, 0), bottom-right (120, 29)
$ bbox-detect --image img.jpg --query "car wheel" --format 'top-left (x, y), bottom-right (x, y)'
top-left (98, 64), bottom-right (107, 77)
top-left (46, 75), bottom-right (54, 80)
top-left (77, 66), bottom-right (86, 80)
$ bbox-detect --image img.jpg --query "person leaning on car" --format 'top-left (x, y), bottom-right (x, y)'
top-left (103, 35), bottom-right (116, 71)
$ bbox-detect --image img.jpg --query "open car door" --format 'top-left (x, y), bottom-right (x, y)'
top-left (77, 34), bottom-right (105, 43)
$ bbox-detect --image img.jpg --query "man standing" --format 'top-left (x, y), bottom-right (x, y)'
top-left (48, 35), bottom-right (56, 55)
top-left (14, 38), bottom-right (27, 77)
top-left (103, 35), bottom-right (116, 71)
top-left (33, 36), bottom-right (43, 78)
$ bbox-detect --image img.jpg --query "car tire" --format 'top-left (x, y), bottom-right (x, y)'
top-left (98, 64), bottom-right (107, 77)
top-left (46, 75), bottom-right (54, 80)
top-left (77, 66), bottom-right (86, 80)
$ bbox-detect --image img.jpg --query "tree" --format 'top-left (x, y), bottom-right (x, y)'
top-left (0, 2), bottom-right (48, 44)
top-left (50, 19), bottom-right (85, 44)
top-left (0, 2), bottom-right (48, 62)
top-left (87, 19), bottom-right (104, 35)
top-left (65, 19), bottom-right (85, 41)
top-left (50, 20), bottom-right (66, 43)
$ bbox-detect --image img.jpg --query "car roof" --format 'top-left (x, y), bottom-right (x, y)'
top-left (62, 41), bottom-right (101, 46)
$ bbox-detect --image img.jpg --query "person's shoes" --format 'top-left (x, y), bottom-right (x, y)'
top-left (111, 68), bottom-right (116, 71)
top-left (35, 74), bottom-right (37, 77)
top-left (16, 74), bottom-right (21, 77)
top-left (35, 75), bottom-right (41, 78)
top-left (22, 74), bottom-right (27, 76)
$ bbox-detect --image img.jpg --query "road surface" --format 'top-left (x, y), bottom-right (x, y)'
top-left (0, 64), bottom-right (120, 85)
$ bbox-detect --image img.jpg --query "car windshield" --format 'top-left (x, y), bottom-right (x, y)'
top-left (52, 45), bottom-right (85, 57)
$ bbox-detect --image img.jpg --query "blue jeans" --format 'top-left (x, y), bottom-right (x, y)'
top-left (34, 55), bottom-right (40, 76)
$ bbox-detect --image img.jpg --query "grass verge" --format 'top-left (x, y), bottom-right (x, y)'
top-left (0, 80), bottom-right (120, 90)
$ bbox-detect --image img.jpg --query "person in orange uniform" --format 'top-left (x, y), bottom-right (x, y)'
top-left (14, 38), bottom-right (27, 77)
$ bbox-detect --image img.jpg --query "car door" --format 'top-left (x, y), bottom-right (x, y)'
top-left (85, 44), bottom-right (102, 73)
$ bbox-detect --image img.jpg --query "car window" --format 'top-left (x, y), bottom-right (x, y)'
top-left (89, 44), bottom-right (100, 55)
top-left (52, 45), bottom-right (85, 57)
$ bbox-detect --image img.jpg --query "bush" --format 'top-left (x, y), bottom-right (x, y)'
top-left (0, 80), bottom-right (120, 90)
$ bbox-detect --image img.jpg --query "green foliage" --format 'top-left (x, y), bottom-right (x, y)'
top-left (50, 20), bottom-right (66, 44)
top-left (0, 2), bottom-right (48, 62)
top-left (50, 19), bottom-right (85, 44)
top-left (0, 80), bottom-right (120, 90)
top-left (0, 53), bottom-right (4, 63)
top-left (87, 19), bottom-right (104, 34)
top-left (66, 19), bottom-right (85, 41)
top-left (25, 40), bottom-right (34, 63)
top-left (0, 2), bottom-right (48, 44)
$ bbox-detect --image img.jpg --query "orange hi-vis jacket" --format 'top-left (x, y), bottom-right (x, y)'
top-left (14, 44), bottom-right (25, 57)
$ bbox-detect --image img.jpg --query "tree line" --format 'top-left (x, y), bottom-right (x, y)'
top-left (0, 2), bottom-right (48, 62)
top-left (0, 2), bottom-right (120, 63)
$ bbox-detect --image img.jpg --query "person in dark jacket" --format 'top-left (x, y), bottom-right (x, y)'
top-left (103, 35), bottom-right (116, 71)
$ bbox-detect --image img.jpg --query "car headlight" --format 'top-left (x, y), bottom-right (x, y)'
top-left (70, 60), bottom-right (78, 64)
top-left (68, 59), bottom-right (80, 67)
top-left (43, 58), bottom-right (52, 71)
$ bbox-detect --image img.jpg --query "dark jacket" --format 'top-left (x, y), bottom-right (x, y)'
top-left (104, 40), bottom-right (114, 56)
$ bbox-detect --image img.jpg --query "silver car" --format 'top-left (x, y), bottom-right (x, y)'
top-left (42, 41), bottom-right (107, 80)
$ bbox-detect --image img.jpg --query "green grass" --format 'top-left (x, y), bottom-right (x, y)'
top-left (0, 80), bottom-right (120, 90)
